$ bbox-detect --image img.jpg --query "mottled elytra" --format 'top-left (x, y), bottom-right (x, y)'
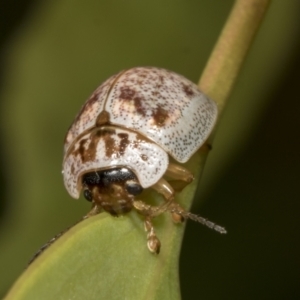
top-left (63, 67), bottom-right (226, 254)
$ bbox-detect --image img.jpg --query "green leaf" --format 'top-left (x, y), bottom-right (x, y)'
top-left (5, 153), bottom-right (203, 300)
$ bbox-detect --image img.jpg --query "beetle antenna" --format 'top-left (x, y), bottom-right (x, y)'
top-left (169, 205), bottom-right (227, 234)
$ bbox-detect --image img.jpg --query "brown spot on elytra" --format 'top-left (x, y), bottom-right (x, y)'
top-left (119, 86), bottom-right (136, 99)
top-left (152, 105), bottom-right (169, 126)
top-left (119, 86), bottom-right (147, 116)
top-left (182, 83), bottom-right (194, 97)
top-left (133, 96), bottom-right (146, 116)
top-left (96, 110), bottom-right (110, 126)
top-left (117, 133), bottom-right (129, 156)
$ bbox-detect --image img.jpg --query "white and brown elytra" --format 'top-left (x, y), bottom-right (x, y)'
top-left (63, 67), bottom-right (226, 254)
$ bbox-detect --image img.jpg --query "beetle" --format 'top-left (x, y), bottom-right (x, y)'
top-left (63, 67), bottom-right (226, 254)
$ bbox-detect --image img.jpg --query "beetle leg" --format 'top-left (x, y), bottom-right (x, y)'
top-left (132, 202), bottom-right (163, 254)
top-left (151, 178), bottom-right (185, 223)
top-left (83, 203), bottom-right (102, 219)
top-left (133, 198), bottom-right (171, 218)
top-left (144, 217), bottom-right (161, 254)
top-left (165, 162), bottom-right (194, 183)
top-left (165, 163), bottom-right (194, 192)
top-left (129, 203), bottom-right (161, 253)
top-left (132, 177), bottom-right (175, 218)
top-left (200, 142), bottom-right (212, 153)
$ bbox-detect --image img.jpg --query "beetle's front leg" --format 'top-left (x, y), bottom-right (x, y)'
top-left (132, 201), bottom-right (163, 253)
top-left (144, 217), bottom-right (161, 254)
top-left (84, 203), bottom-right (102, 219)
top-left (151, 178), bottom-right (185, 223)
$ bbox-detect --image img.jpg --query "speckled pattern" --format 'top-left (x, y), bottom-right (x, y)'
top-left (65, 67), bottom-right (217, 162)
top-left (64, 126), bottom-right (168, 198)
top-left (63, 67), bottom-right (218, 198)
top-left (64, 72), bottom-right (121, 153)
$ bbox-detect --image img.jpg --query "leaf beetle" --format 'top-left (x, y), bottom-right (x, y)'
top-left (63, 67), bottom-right (226, 253)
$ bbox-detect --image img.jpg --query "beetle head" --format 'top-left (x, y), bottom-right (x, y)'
top-left (82, 167), bottom-right (143, 216)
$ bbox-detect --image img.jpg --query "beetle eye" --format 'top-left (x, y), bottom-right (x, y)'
top-left (125, 181), bottom-right (143, 196)
top-left (83, 189), bottom-right (93, 202)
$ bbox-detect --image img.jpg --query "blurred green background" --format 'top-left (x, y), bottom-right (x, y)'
top-left (0, 0), bottom-right (300, 299)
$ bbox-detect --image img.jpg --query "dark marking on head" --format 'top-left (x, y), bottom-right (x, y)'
top-left (80, 136), bottom-right (98, 163)
top-left (96, 128), bottom-right (117, 157)
top-left (72, 127), bottom-right (117, 162)
top-left (117, 133), bottom-right (130, 155)
top-left (75, 138), bottom-right (89, 162)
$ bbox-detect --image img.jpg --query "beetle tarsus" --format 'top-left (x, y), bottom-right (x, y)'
top-left (144, 217), bottom-right (161, 254)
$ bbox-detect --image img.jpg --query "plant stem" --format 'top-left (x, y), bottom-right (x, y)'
top-left (199, 0), bottom-right (271, 115)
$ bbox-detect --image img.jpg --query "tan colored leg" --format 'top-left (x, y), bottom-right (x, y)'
top-left (144, 217), bottom-right (161, 254)
top-left (165, 162), bottom-right (194, 192)
top-left (199, 142), bottom-right (212, 153)
top-left (134, 165), bottom-right (192, 220)
top-left (132, 200), bottom-right (164, 254)
top-left (132, 177), bottom-right (175, 217)
top-left (151, 177), bottom-right (184, 223)
top-left (83, 203), bottom-right (102, 219)
top-left (165, 162), bottom-right (194, 183)
top-left (152, 177), bottom-right (174, 200)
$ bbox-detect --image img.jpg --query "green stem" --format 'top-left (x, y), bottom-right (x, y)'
top-left (199, 0), bottom-right (271, 115)
top-left (189, 0), bottom-right (271, 209)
